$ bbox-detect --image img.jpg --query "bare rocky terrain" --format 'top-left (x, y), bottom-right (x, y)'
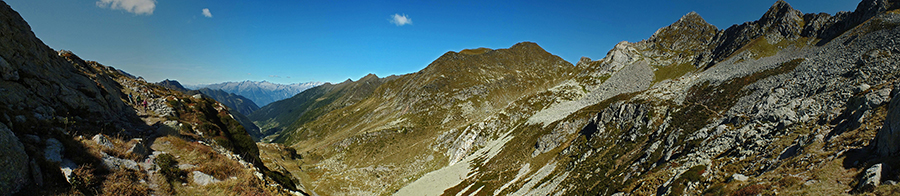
top-left (4, 0), bottom-right (900, 195)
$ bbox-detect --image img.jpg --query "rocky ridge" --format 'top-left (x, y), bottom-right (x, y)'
top-left (0, 1), bottom-right (304, 195)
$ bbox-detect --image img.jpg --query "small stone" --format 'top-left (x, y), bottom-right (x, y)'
top-left (177, 164), bottom-right (196, 170)
top-left (856, 84), bottom-right (871, 93)
top-left (92, 134), bottom-right (113, 149)
top-left (731, 173), bottom-right (749, 182)
top-left (99, 152), bottom-right (140, 171)
top-left (59, 159), bottom-right (77, 183)
top-left (191, 171), bottom-right (221, 186)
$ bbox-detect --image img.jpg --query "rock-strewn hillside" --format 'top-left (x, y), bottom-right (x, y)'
top-left (251, 0), bottom-right (900, 195)
top-left (0, 1), bottom-right (303, 195)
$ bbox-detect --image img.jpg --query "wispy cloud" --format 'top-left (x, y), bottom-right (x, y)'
top-left (269, 75), bottom-right (281, 78)
top-left (96, 0), bottom-right (156, 15)
top-left (202, 8), bottom-right (212, 18)
top-left (390, 13), bottom-right (412, 26)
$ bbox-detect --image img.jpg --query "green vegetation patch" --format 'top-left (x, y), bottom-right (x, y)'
top-left (653, 62), bottom-right (697, 83)
top-left (732, 37), bottom-right (812, 62)
top-left (155, 153), bottom-right (187, 183)
top-left (859, 18), bottom-right (900, 36)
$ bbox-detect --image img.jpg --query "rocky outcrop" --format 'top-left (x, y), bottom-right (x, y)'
top-left (875, 84), bottom-right (900, 156)
top-left (0, 123), bottom-right (29, 195)
top-left (858, 163), bottom-right (885, 192)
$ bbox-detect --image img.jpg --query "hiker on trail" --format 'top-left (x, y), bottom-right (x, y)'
top-left (142, 100), bottom-right (148, 108)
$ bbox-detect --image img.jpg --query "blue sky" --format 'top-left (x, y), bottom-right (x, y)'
top-left (5, 0), bottom-right (860, 85)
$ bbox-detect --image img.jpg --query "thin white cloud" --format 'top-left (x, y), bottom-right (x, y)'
top-left (390, 13), bottom-right (412, 26)
top-left (202, 8), bottom-right (213, 18)
top-left (96, 0), bottom-right (156, 15)
top-left (269, 75), bottom-right (281, 78)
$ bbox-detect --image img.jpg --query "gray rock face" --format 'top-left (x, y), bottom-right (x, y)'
top-left (126, 139), bottom-right (149, 158)
top-left (43, 138), bottom-right (63, 163)
top-left (858, 163), bottom-right (883, 192)
top-left (0, 123), bottom-right (29, 195)
top-left (191, 171), bottom-right (221, 186)
top-left (875, 84), bottom-right (900, 156)
top-left (99, 152), bottom-right (140, 171)
top-left (0, 56), bottom-right (18, 81)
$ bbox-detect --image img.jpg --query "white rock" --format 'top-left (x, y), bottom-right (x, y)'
top-left (191, 171), bottom-right (221, 186)
top-left (731, 173), bottom-right (749, 181)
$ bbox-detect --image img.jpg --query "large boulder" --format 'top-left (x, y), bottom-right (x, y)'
top-left (0, 123), bottom-right (29, 195)
top-left (875, 84), bottom-right (900, 156)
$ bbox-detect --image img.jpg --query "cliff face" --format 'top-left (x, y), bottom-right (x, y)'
top-left (0, 1), bottom-right (303, 195)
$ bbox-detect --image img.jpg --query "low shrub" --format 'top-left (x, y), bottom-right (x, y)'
top-left (732, 184), bottom-right (766, 196)
top-left (70, 164), bottom-right (98, 194)
top-left (154, 153), bottom-right (186, 183)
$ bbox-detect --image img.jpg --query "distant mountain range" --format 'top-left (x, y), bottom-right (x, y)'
top-left (188, 81), bottom-right (323, 107)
